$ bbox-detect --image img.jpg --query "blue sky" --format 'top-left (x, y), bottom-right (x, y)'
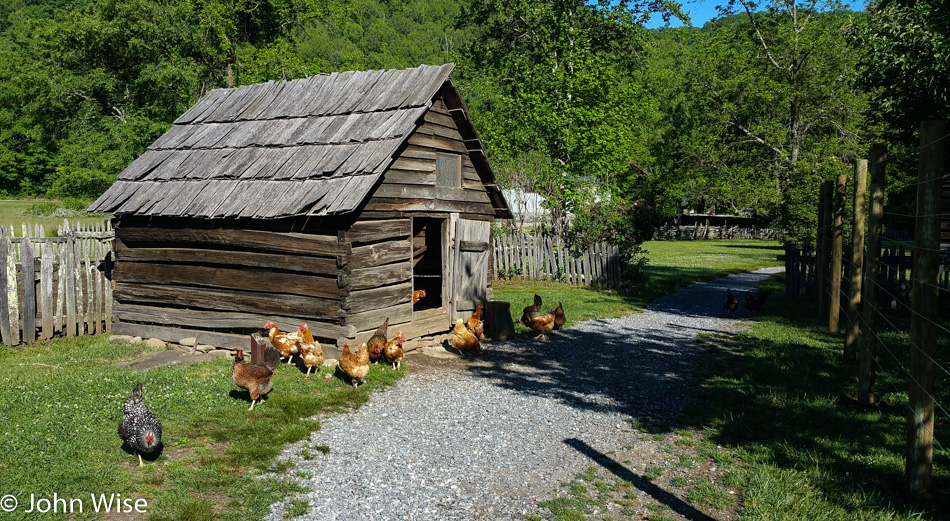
top-left (644, 0), bottom-right (868, 29)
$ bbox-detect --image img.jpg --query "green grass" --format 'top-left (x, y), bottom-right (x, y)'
top-left (0, 199), bottom-right (111, 236)
top-left (493, 239), bottom-right (783, 337)
top-left (0, 336), bottom-right (405, 520)
top-left (690, 274), bottom-right (950, 521)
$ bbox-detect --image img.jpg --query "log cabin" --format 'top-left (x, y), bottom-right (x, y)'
top-left (88, 63), bottom-right (511, 357)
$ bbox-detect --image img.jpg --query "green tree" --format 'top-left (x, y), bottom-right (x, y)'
top-left (649, 1), bottom-right (868, 246)
top-left (457, 0), bottom-right (680, 237)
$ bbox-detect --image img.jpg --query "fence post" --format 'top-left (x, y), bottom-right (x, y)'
top-left (844, 161), bottom-right (867, 360)
top-left (828, 174), bottom-right (847, 334)
top-left (860, 143), bottom-right (886, 405)
top-left (817, 181), bottom-right (831, 313)
top-left (905, 120), bottom-right (947, 497)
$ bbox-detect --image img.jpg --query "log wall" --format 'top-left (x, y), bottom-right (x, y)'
top-left (112, 218), bottom-right (354, 351)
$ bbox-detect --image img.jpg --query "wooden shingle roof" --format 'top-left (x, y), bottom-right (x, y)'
top-left (89, 63), bottom-right (505, 219)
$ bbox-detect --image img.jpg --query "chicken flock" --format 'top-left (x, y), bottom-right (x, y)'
top-left (119, 295), bottom-right (567, 467)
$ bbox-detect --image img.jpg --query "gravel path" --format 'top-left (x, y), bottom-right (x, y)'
top-left (265, 267), bottom-right (784, 521)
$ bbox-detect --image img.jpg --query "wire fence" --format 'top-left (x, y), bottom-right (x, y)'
top-left (785, 122), bottom-right (949, 497)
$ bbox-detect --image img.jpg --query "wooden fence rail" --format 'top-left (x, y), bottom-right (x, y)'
top-left (0, 220), bottom-right (114, 346)
top-left (655, 222), bottom-right (781, 240)
top-left (492, 234), bottom-right (622, 288)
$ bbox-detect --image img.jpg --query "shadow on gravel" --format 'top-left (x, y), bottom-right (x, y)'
top-left (466, 270), bottom-right (780, 429)
top-left (565, 438), bottom-right (718, 521)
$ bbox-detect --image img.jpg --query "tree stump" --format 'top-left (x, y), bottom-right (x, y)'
top-left (484, 301), bottom-right (516, 340)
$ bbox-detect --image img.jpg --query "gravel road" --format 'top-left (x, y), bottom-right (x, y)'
top-left (265, 267), bottom-right (784, 521)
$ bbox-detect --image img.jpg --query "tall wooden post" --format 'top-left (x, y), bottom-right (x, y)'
top-left (859, 144), bottom-right (886, 405)
top-left (844, 161), bottom-right (867, 361)
top-left (817, 181), bottom-right (832, 315)
top-left (828, 174), bottom-right (847, 334)
top-left (905, 120), bottom-right (947, 497)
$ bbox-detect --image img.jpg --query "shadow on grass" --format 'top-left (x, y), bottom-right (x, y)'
top-left (690, 297), bottom-right (950, 519)
top-left (564, 438), bottom-right (719, 521)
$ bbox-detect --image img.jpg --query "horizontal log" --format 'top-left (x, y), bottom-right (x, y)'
top-left (343, 302), bottom-right (413, 331)
top-left (115, 262), bottom-right (347, 298)
top-left (389, 157), bottom-right (436, 172)
top-left (407, 133), bottom-right (467, 154)
top-left (423, 110), bottom-right (457, 129)
top-left (114, 283), bottom-right (345, 318)
top-left (117, 227), bottom-right (348, 257)
top-left (115, 246), bottom-right (343, 274)
top-left (345, 281), bottom-right (413, 314)
top-left (349, 240), bottom-right (411, 269)
top-left (383, 169), bottom-right (437, 186)
top-left (350, 262), bottom-right (412, 291)
top-left (112, 322), bottom-right (250, 350)
top-left (114, 303), bottom-right (355, 340)
top-left (372, 184), bottom-right (492, 205)
top-left (348, 218), bottom-right (411, 244)
top-left (363, 198), bottom-right (495, 215)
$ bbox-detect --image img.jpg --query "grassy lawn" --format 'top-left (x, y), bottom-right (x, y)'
top-left (494, 239), bottom-right (783, 337)
top-left (0, 336), bottom-right (405, 520)
top-left (687, 274), bottom-right (950, 521)
top-left (0, 199), bottom-right (111, 236)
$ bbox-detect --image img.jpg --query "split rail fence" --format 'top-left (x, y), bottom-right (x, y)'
top-left (492, 233), bottom-right (622, 288)
top-left (0, 220), bottom-right (114, 346)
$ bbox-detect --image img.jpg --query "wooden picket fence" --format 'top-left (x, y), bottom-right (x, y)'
top-left (493, 233), bottom-right (622, 288)
top-left (0, 220), bottom-right (114, 346)
top-left (783, 243), bottom-right (950, 306)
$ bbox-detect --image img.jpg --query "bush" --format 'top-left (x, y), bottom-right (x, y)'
top-left (566, 195), bottom-right (663, 267)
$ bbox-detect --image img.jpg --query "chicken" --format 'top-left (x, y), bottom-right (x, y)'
top-left (449, 318), bottom-right (481, 355)
top-left (521, 310), bottom-right (556, 339)
top-left (745, 289), bottom-right (774, 312)
top-left (549, 302), bottom-right (565, 330)
top-left (232, 344), bottom-right (283, 410)
top-left (265, 320), bottom-right (300, 364)
top-left (413, 289), bottom-right (427, 305)
top-left (366, 318), bottom-right (389, 364)
top-left (466, 304), bottom-right (484, 339)
top-left (521, 293), bottom-right (543, 322)
top-left (383, 331), bottom-right (407, 370)
top-left (723, 289), bottom-right (739, 316)
top-left (118, 383), bottom-right (162, 467)
top-left (297, 323), bottom-right (324, 377)
top-left (338, 342), bottom-right (370, 387)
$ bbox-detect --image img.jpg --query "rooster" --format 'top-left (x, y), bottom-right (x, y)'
top-left (366, 318), bottom-right (389, 364)
top-left (265, 321), bottom-right (300, 364)
top-left (745, 289), bottom-right (774, 313)
top-left (449, 318), bottom-right (481, 355)
top-left (383, 331), bottom-right (407, 370)
top-left (232, 345), bottom-right (283, 410)
top-left (549, 302), bottom-right (565, 330)
top-left (412, 289), bottom-right (427, 305)
top-left (521, 310), bottom-right (556, 339)
top-left (118, 383), bottom-right (163, 467)
top-left (339, 342), bottom-right (370, 387)
top-left (297, 323), bottom-right (324, 377)
top-left (465, 304), bottom-right (484, 339)
top-left (723, 289), bottom-right (739, 316)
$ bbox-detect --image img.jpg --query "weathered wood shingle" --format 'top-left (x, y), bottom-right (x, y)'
top-left (89, 64), bottom-right (490, 219)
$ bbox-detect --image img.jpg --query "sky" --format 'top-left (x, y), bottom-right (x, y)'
top-left (644, 0), bottom-right (868, 29)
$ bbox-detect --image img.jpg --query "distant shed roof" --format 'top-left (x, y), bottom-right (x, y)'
top-left (89, 63), bottom-right (507, 219)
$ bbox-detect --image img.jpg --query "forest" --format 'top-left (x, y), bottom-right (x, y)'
top-left (0, 0), bottom-right (946, 249)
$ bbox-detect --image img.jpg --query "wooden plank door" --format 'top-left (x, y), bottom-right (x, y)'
top-left (450, 217), bottom-right (491, 321)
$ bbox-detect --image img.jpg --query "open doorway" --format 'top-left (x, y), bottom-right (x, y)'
top-left (412, 217), bottom-right (444, 312)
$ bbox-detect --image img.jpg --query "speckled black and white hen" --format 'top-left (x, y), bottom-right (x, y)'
top-left (118, 383), bottom-right (162, 467)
